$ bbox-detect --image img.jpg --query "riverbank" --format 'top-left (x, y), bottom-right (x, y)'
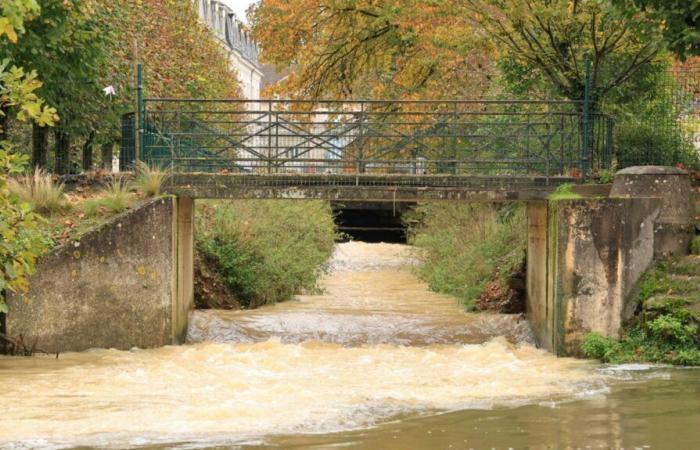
top-left (405, 203), bottom-right (526, 312)
top-left (194, 200), bottom-right (337, 309)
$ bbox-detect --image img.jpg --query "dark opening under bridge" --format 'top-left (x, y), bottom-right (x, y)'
top-left (135, 97), bottom-right (613, 201)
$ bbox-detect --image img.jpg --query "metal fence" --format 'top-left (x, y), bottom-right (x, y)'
top-left (610, 64), bottom-right (700, 169)
top-left (137, 98), bottom-right (612, 181)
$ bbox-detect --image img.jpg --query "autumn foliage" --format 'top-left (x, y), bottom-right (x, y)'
top-left (250, 0), bottom-right (494, 100)
top-left (109, 0), bottom-right (240, 101)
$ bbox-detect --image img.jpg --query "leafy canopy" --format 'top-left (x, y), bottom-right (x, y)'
top-left (466, 0), bottom-right (665, 103)
top-left (614, 0), bottom-right (700, 61)
top-left (251, 0), bottom-right (493, 100)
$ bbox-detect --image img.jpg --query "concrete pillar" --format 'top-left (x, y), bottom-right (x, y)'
top-left (172, 197), bottom-right (195, 343)
top-left (610, 166), bottom-right (693, 257)
top-left (526, 201), bottom-right (553, 352)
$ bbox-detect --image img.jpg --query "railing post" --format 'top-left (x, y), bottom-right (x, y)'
top-left (451, 102), bottom-right (457, 175)
top-left (136, 64), bottom-right (145, 165)
top-left (357, 102), bottom-right (365, 174)
top-left (581, 56), bottom-right (592, 180)
top-left (267, 101), bottom-right (273, 174)
top-left (525, 113), bottom-right (531, 174)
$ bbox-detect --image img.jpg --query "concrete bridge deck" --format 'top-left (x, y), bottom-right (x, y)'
top-left (165, 173), bottom-right (577, 201)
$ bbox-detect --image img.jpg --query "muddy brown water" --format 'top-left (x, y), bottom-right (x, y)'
top-left (0, 242), bottom-right (698, 449)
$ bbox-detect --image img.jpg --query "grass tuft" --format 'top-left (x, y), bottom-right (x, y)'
top-left (134, 160), bottom-right (166, 197)
top-left (82, 177), bottom-right (132, 217)
top-left (548, 183), bottom-right (582, 200)
top-left (101, 177), bottom-right (131, 213)
top-left (8, 167), bottom-right (68, 214)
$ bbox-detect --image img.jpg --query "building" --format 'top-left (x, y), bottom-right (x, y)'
top-left (193, 1), bottom-right (343, 173)
top-left (194, 0), bottom-right (264, 100)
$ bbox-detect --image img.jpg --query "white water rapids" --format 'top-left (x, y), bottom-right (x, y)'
top-left (0, 242), bottom-right (609, 449)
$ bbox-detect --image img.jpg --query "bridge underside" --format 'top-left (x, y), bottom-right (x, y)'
top-left (164, 173), bottom-right (575, 201)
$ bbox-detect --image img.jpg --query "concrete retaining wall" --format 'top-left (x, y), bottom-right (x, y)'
top-left (5, 197), bottom-right (194, 353)
top-left (527, 198), bottom-right (661, 355)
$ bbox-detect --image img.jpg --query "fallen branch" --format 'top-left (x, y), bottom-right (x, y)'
top-left (0, 332), bottom-right (59, 358)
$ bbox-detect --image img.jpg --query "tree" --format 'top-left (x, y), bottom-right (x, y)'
top-left (466, 0), bottom-right (665, 106)
top-left (91, 0), bottom-right (242, 169)
top-left (0, 0), bottom-right (53, 313)
top-left (108, 0), bottom-right (241, 101)
top-left (1, 0), bottom-right (114, 173)
top-left (615, 0), bottom-right (700, 61)
top-left (250, 0), bottom-right (494, 100)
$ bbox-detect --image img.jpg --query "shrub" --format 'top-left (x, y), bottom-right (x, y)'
top-left (134, 160), bottom-right (166, 197)
top-left (615, 120), bottom-right (698, 170)
top-left (648, 314), bottom-right (697, 345)
top-left (583, 310), bottom-right (699, 366)
top-left (405, 203), bottom-right (526, 310)
top-left (581, 332), bottom-right (617, 360)
top-left (8, 167), bottom-right (67, 214)
top-left (671, 349), bottom-right (700, 366)
top-left (196, 200), bottom-right (337, 307)
top-left (0, 151), bottom-right (49, 313)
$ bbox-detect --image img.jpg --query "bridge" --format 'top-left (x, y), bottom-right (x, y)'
top-left (135, 97), bottom-right (613, 201)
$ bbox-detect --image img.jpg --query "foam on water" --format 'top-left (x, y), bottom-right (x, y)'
top-left (0, 242), bottom-right (608, 448)
top-left (0, 338), bottom-right (603, 448)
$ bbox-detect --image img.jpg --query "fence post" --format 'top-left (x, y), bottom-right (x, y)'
top-left (136, 64), bottom-right (145, 165)
top-left (452, 102), bottom-right (458, 175)
top-left (581, 56), bottom-right (592, 180)
top-left (267, 101), bottom-right (273, 174)
top-left (357, 102), bottom-right (365, 174)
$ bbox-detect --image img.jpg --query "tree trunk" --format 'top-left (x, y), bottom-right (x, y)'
top-left (100, 142), bottom-right (114, 170)
top-left (32, 124), bottom-right (49, 169)
top-left (54, 130), bottom-right (71, 175)
top-left (0, 105), bottom-right (9, 142)
top-left (82, 132), bottom-right (95, 172)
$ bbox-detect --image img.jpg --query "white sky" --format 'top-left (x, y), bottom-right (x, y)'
top-left (222, 0), bottom-right (258, 23)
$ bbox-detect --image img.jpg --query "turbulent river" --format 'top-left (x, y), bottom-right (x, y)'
top-left (0, 242), bottom-right (699, 449)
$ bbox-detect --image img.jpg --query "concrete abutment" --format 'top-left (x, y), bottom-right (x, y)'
top-left (525, 166), bottom-right (694, 355)
top-left (4, 197), bottom-right (196, 353)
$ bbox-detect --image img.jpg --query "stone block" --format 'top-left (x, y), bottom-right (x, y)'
top-left (610, 166), bottom-right (693, 257)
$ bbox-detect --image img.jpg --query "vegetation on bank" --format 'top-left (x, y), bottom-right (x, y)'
top-left (582, 256), bottom-right (700, 366)
top-left (405, 203), bottom-right (527, 312)
top-left (195, 200), bottom-right (337, 309)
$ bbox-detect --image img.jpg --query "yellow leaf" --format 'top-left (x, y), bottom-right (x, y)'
top-left (0, 18), bottom-right (18, 43)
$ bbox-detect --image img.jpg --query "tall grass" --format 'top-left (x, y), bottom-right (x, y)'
top-left (196, 200), bottom-right (337, 308)
top-left (8, 168), bottom-right (67, 214)
top-left (83, 177), bottom-right (132, 216)
top-left (134, 160), bottom-right (167, 197)
top-left (405, 203), bottom-right (526, 310)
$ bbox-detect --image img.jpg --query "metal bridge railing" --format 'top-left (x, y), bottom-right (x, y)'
top-left (139, 98), bottom-right (613, 183)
